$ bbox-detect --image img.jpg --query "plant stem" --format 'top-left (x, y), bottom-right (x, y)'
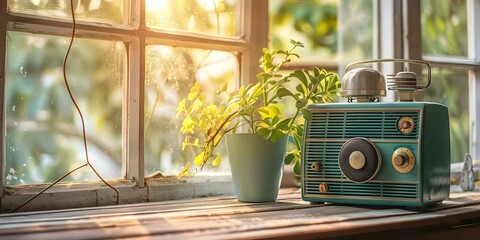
top-left (261, 45), bottom-right (299, 108)
top-left (249, 108), bottom-right (255, 132)
top-left (288, 109), bottom-right (300, 130)
top-left (287, 72), bottom-right (321, 129)
top-left (262, 77), bottom-right (269, 108)
top-left (205, 110), bottom-right (238, 145)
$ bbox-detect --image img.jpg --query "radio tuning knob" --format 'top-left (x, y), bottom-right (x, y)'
top-left (397, 116), bottom-right (414, 134)
top-left (393, 153), bottom-right (408, 166)
top-left (319, 183), bottom-right (329, 193)
top-left (349, 151), bottom-right (366, 170)
top-left (391, 148), bottom-right (415, 173)
top-left (400, 121), bottom-right (411, 129)
top-left (311, 162), bottom-right (322, 172)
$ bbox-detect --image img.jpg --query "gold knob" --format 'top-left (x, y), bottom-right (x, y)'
top-left (319, 183), bottom-right (329, 193)
top-left (391, 148), bottom-right (415, 173)
top-left (400, 121), bottom-right (411, 129)
top-left (397, 116), bottom-right (414, 134)
top-left (393, 153), bottom-right (408, 166)
top-left (349, 151), bottom-right (366, 170)
top-left (311, 162), bottom-right (321, 172)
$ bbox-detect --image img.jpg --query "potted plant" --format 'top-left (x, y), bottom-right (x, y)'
top-left (176, 40), bottom-right (340, 202)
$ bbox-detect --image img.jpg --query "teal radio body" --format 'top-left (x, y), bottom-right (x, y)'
top-left (301, 102), bottom-right (450, 207)
top-left (301, 59), bottom-right (451, 207)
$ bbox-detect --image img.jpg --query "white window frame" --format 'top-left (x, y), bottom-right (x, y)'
top-left (0, 0), bottom-right (268, 212)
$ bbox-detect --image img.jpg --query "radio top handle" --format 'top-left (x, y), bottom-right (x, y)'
top-left (344, 59), bottom-right (432, 102)
top-left (344, 59), bottom-right (432, 89)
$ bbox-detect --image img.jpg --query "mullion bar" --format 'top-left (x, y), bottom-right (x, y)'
top-left (0, 0), bottom-right (8, 200)
top-left (467, 0), bottom-right (480, 159)
top-left (124, 0), bottom-right (145, 187)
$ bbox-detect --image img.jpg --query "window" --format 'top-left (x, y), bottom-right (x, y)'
top-left (1, 0), bottom-right (267, 212)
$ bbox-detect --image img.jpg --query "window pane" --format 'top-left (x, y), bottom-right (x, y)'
top-left (5, 32), bottom-right (124, 185)
top-left (146, 0), bottom-right (240, 37)
top-left (145, 46), bottom-right (236, 176)
top-left (7, 0), bottom-right (126, 25)
top-left (269, 0), bottom-right (338, 63)
top-left (423, 68), bottom-right (469, 163)
top-left (421, 0), bottom-right (468, 57)
top-left (339, 0), bottom-right (373, 61)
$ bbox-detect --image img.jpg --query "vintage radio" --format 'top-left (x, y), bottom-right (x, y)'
top-left (301, 59), bottom-right (450, 207)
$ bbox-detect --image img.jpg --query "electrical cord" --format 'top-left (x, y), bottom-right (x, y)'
top-left (11, 0), bottom-right (119, 212)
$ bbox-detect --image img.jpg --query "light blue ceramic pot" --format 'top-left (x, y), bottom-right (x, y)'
top-left (226, 133), bottom-right (288, 202)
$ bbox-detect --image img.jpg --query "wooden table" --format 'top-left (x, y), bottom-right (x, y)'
top-left (0, 188), bottom-right (479, 240)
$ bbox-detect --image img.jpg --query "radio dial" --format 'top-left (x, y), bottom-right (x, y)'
top-left (349, 151), bottom-right (366, 170)
top-left (391, 148), bottom-right (415, 173)
top-left (400, 121), bottom-right (411, 129)
top-left (339, 138), bottom-right (381, 183)
top-left (397, 116), bottom-right (414, 134)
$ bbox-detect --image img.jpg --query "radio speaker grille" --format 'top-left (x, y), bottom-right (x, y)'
top-left (305, 142), bottom-right (343, 178)
top-left (306, 111), bottom-right (419, 139)
top-left (305, 181), bottom-right (418, 198)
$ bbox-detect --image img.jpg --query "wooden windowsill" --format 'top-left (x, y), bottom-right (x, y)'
top-left (0, 188), bottom-right (480, 239)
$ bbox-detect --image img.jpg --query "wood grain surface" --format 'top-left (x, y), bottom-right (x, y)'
top-left (0, 188), bottom-right (479, 240)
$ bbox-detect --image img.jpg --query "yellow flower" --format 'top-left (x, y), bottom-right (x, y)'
top-left (176, 163), bottom-right (191, 179)
top-left (211, 154), bottom-right (221, 167)
top-left (180, 117), bottom-right (195, 134)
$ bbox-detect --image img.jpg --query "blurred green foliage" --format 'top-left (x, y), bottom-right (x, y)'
top-left (424, 69), bottom-right (469, 163)
top-left (270, 0), bottom-right (337, 52)
top-left (6, 31), bottom-right (124, 184)
top-left (338, 0), bottom-right (373, 61)
top-left (5, 0), bottom-right (125, 185)
top-left (421, 0), bottom-right (468, 57)
top-left (421, 0), bottom-right (469, 163)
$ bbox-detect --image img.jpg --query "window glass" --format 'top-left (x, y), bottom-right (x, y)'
top-left (269, 0), bottom-right (338, 63)
top-left (5, 32), bottom-right (124, 185)
top-left (421, 0), bottom-right (468, 57)
top-left (146, 0), bottom-right (240, 37)
top-left (144, 46), bottom-right (236, 176)
top-left (423, 68), bottom-right (469, 164)
top-left (7, 0), bottom-right (126, 25)
top-left (338, 0), bottom-right (373, 63)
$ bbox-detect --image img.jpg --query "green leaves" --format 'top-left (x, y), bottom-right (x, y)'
top-left (301, 108), bottom-right (312, 121)
top-left (290, 39), bottom-right (305, 47)
top-left (288, 67), bottom-right (341, 104)
top-left (256, 116), bottom-right (288, 142)
top-left (277, 87), bottom-right (296, 99)
top-left (295, 98), bottom-right (308, 109)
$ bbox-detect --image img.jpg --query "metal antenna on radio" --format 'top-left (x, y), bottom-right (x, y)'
top-left (386, 68), bottom-right (419, 101)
